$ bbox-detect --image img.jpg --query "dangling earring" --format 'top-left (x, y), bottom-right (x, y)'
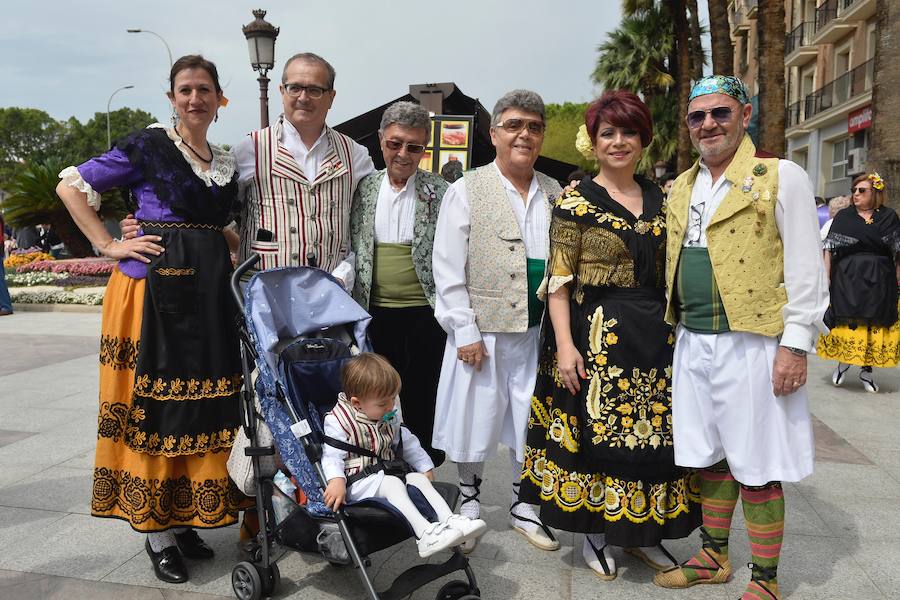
top-left (214, 111), bottom-right (219, 123)
top-left (170, 112), bottom-right (177, 126)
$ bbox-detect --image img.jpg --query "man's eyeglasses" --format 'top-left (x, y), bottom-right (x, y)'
top-left (686, 106), bottom-right (734, 129)
top-left (494, 118), bottom-right (546, 135)
top-left (383, 139), bottom-right (427, 155)
top-left (283, 83), bottom-right (330, 99)
top-left (851, 186), bottom-right (872, 194)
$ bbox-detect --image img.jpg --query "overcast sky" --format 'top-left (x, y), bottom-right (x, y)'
top-left (0, 1), bottom-right (644, 146)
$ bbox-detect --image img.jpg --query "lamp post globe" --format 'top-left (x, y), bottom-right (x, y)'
top-left (242, 9), bottom-right (280, 128)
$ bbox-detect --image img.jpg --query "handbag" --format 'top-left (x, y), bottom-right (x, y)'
top-left (227, 373), bottom-right (278, 495)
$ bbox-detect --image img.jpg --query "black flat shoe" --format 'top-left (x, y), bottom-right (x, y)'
top-left (145, 539), bottom-right (188, 583)
top-left (175, 529), bottom-right (215, 560)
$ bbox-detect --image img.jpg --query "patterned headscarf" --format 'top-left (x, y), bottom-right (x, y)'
top-left (689, 75), bottom-right (750, 105)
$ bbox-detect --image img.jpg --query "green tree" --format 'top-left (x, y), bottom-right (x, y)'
top-left (2, 159), bottom-right (94, 257)
top-left (0, 108), bottom-right (63, 187)
top-left (542, 102), bottom-right (595, 172)
top-left (57, 108), bottom-right (156, 167)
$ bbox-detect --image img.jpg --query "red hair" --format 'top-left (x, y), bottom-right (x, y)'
top-left (585, 90), bottom-right (653, 148)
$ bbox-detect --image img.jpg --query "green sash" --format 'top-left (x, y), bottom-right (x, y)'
top-left (371, 243), bottom-right (428, 308)
top-left (527, 258), bottom-right (546, 328)
top-left (675, 247), bottom-right (731, 333)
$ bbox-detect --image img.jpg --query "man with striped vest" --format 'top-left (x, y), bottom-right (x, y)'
top-left (234, 52), bottom-right (374, 286)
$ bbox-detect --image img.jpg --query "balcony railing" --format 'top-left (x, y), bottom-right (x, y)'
top-left (786, 22), bottom-right (814, 55)
top-left (815, 0), bottom-right (839, 32)
top-left (803, 58), bottom-right (873, 120)
top-left (786, 101), bottom-right (804, 129)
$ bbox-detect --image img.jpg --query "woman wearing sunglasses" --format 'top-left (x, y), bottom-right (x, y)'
top-left (818, 172), bottom-right (900, 392)
top-left (349, 101), bottom-right (449, 465)
top-left (518, 91), bottom-right (700, 581)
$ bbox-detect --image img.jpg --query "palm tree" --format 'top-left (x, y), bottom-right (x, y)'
top-left (2, 159), bottom-right (125, 257)
top-left (756, 0), bottom-right (786, 155)
top-left (593, 3), bottom-right (677, 174)
top-left (707, 0), bottom-right (734, 75)
top-left (670, 0), bottom-right (693, 171)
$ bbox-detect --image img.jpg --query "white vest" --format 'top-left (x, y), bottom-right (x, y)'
top-left (464, 165), bottom-right (560, 333)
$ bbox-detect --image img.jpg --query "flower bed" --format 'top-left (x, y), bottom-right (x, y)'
top-left (4, 251), bottom-right (55, 270)
top-left (10, 288), bottom-right (105, 306)
top-left (6, 271), bottom-right (69, 286)
top-left (16, 257), bottom-right (116, 276)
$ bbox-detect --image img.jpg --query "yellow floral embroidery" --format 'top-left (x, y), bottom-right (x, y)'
top-left (133, 372), bottom-right (241, 402)
top-left (523, 446), bottom-right (700, 522)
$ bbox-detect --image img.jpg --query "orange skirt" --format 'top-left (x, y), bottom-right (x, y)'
top-left (91, 268), bottom-right (244, 532)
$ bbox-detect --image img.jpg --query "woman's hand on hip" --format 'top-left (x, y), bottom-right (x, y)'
top-left (556, 342), bottom-right (586, 394)
top-left (457, 341), bottom-right (488, 372)
top-left (99, 235), bottom-right (164, 263)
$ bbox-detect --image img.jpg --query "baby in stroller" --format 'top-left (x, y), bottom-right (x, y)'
top-left (322, 353), bottom-right (486, 558)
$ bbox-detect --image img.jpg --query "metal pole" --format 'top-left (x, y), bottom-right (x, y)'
top-left (106, 85), bottom-right (134, 149)
top-left (126, 29), bottom-right (173, 68)
top-left (258, 74), bottom-right (270, 129)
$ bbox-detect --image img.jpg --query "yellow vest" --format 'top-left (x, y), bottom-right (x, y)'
top-left (665, 135), bottom-right (787, 337)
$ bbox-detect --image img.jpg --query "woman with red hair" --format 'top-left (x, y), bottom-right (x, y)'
top-left (519, 91), bottom-right (700, 581)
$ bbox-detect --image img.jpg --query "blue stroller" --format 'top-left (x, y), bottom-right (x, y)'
top-left (228, 251), bottom-right (481, 600)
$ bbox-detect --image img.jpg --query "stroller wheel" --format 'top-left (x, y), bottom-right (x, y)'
top-left (232, 561), bottom-right (263, 600)
top-left (436, 580), bottom-right (478, 600)
top-left (262, 562), bottom-right (281, 595)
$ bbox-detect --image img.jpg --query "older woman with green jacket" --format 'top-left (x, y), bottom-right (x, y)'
top-left (350, 101), bottom-right (448, 464)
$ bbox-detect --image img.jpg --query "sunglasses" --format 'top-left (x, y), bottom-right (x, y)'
top-left (282, 83), bottom-right (330, 99)
top-left (495, 118), bottom-right (546, 135)
top-left (851, 186), bottom-right (872, 194)
top-left (686, 106), bottom-right (734, 129)
top-left (384, 139), bottom-right (427, 154)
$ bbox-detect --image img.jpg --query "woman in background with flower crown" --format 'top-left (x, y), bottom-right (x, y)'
top-left (519, 91), bottom-right (700, 582)
top-left (818, 171), bottom-right (900, 392)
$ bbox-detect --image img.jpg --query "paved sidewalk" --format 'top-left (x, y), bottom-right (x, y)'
top-left (1, 311), bottom-right (898, 599)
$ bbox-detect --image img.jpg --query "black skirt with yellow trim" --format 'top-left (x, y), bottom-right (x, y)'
top-left (92, 226), bottom-right (245, 532)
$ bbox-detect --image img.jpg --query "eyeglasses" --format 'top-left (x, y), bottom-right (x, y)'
top-left (851, 186), bottom-right (872, 194)
top-left (686, 106), bottom-right (734, 129)
top-left (283, 83), bottom-right (330, 99)
top-left (494, 118), bottom-right (546, 135)
top-left (383, 139), bottom-right (427, 155)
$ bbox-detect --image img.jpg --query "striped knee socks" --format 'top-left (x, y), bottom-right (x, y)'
top-left (740, 484), bottom-right (784, 599)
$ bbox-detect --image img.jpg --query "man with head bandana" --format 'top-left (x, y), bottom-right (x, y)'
top-left (652, 76), bottom-right (828, 600)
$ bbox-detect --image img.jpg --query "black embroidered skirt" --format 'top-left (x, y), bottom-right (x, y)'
top-left (520, 286), bottom-right (700, 547)
top-left (92, 226), bottom-right (245, 532)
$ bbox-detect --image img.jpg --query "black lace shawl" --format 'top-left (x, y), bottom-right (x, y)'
top-left (114, 127), bottom-right (238, 227)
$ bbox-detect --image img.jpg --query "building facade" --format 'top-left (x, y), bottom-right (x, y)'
top-left (729, 0), bottom-right (877, 199)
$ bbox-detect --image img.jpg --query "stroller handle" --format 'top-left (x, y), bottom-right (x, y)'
top-left (230, 253), bottom-right (260, 311)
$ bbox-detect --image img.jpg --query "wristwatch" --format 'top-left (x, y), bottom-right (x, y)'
top-left (782, 346), bottom-right (807, 356)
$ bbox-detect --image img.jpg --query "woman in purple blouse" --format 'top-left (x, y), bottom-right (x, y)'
top-left (56, 55), bottom-right (243, 584)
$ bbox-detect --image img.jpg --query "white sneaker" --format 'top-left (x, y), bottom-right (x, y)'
top-left (509, 502), bottom-right (560, 551)
top-left (859, 367), bottom-right (879, 393)
top-left (444, 514), bottom-right (487, 543)
top-left (832, 363), bottom-right (850, 386)
top-left (416, 522), bottom-right (465, 558)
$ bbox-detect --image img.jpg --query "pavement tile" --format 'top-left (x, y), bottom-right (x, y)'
top-left (0, 513), bottom-right (144, 580)
top-left (0, 429), bottom-right (37, 448)
top-left (0, 334), bottom-right (97, 377)
top-left (0, 407), bottom-right (87, 434)
top-left (0, 506), bottom-right (70, 550)
top-left (0, 465), bottom-right (93, 514)
top-left (0, 573), bottom-right (168, 599)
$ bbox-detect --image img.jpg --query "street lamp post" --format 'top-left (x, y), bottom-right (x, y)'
top-left (107, 85), bottom-right (135, 149)
top-left (126, 28), bottom-right (174, 68)
top-left (242, 9), bottom-right (280, 129)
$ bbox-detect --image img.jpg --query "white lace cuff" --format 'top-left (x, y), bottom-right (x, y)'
top-left (58, 166), bottom-right (101, 210)
top-left (536, 274), bottom-right (574, 301)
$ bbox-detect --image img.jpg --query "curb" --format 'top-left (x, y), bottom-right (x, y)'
top-left (11, 302), bottom-right (103, 313)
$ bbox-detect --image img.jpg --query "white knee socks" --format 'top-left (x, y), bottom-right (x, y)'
top-left (147, 531), bottom-right (176, 552)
